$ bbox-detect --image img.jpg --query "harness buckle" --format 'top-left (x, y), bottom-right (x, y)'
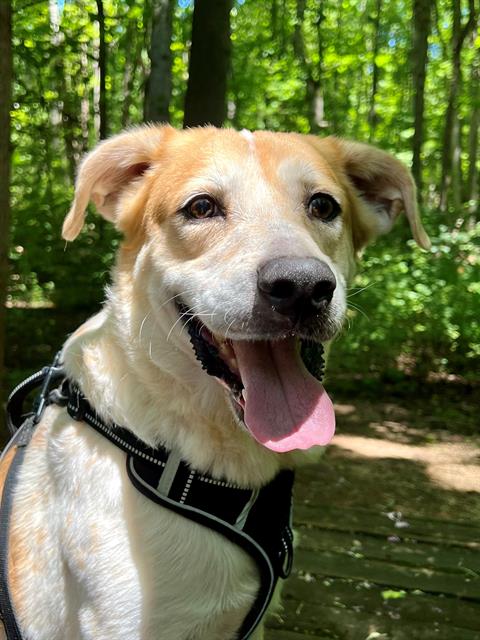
top-left (32, 353), bottom-right (64, 425)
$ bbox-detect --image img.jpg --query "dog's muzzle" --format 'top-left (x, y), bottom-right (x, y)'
top-left (257, 256), bottom-right (336, 322)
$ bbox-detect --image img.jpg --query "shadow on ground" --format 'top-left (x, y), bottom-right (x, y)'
top-left (267, 395), bottom-right (480, 639)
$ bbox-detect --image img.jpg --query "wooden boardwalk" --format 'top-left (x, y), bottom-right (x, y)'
top-left (264, 417), bottom-right (480, 640)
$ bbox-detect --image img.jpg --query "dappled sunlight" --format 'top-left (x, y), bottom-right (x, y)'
top-left (333, 402), bottom-right (356, 416)
top-left (369, 419), bottom-right (437, 444)
top-left (5, 300), bottom-right (54, 309)
top-left (332, 434), bottom-right (480, 493)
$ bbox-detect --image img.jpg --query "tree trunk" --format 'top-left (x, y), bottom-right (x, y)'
top-left (49, 0), bottom-right (77, 185)
top-left (293, 0), bottom-right (326, 133)
top-left (368, 0), bottom-right (382, 142)
top-left (121, 21), bottom-right (139, 128)
top-left (80, 43), bottom-right (91, 153)
top-left (96, 0), bottom-right (108, 139)
top-left (467, 33), bottom-right (479, 214)
top-left (330, 6), bottom-right (343, 134)
top-left (0, 0), bottom-right (12, 435)
top-left (411, 0), bottom-right (431, 196)
top-left (271, 0), bottom-right (278, 41)
top-left (314, 7), bottom-right (326, 130)
top-left (144, 0), bottom-right (174, 123)
top-left (439, 0), bottom-right (476, 211)
top-left (183, 0), bottom-right (232, 128)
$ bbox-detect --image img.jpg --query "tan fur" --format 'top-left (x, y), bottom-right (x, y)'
top-left (0, 448), bottom-right (24, 620)
top-left (4, 126), bottom-right (429, 640)
top-left (7, 421), bottom-right (51, 622)
top-left (0, 447), bottom-right (16, 499)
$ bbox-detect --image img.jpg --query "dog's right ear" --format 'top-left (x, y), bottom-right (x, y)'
top-left (62, 125), bottom-right (168, 241)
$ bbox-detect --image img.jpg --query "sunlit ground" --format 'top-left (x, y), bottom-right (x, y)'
top-left (333, 405), bottom-right (480, 493)
top-left (267, 392), bottom-right (480, 639)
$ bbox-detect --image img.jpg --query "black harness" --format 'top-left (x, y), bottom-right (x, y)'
top-left (0, 358), bottom-right (294, 640)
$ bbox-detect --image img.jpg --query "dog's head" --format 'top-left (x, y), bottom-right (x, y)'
top-left (63, 126), bottom-right (429, 453)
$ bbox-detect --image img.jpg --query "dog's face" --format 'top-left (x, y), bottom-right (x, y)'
top-left (63, 126), bottom-right (429, 454)
top-left (146, 130), bottom-right (350, 339)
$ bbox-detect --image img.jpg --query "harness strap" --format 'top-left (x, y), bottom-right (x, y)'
top-left (126, 456), bottom-right (294, 638)
top-left (2, 363), bottom-right (295, 640)
top-left (6, 354), bottom-right (64, 436)
top-left (0, 418), bottom-right (38, 640)
top-left (60, 381), bottom-right (294, 640)
top-left (1, 359), bottom-right (64, 640)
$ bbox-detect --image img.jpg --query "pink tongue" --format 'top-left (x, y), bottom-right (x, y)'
top-left (232, 339), bottom-right (335, 453)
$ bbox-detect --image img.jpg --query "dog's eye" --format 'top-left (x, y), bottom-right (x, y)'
top-left (183, 196), bottom-right (221, 220)
top-left (308, 194), bottom-right (341, 222)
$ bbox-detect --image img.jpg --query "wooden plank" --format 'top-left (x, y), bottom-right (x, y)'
top-left (265, 629), bottom-right (328, 640)
top-left (294, 503), bottom-right (480, 548)
top-left (283, 574), bottom-right (480, 631)
top-left (293, 547), bottom-right (480, 599)
top-left (267, 597), bottom-right (480, 640)
top-left (297, 525), bottom-right (480, 573)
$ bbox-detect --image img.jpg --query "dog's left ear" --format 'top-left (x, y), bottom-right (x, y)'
top-left (317, 138), bottom-right (431, 250)
top-left (62, 125), bottom-right (168, 241)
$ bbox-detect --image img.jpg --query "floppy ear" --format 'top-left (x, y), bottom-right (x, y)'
top-left (334, 139), bottom-right (431, 250)
top-left (62, 125), bottom-right (168, 241)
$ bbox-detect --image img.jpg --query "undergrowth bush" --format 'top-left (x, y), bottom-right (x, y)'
top-left (331, 217), bottom-right (480, 382)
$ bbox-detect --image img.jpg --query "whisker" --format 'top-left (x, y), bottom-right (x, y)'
top-left (138, 312), bottom-right (151, 343)
top-left (347, 301), bottom-right (370, 321)
top-left (177, 310), bottom-right (217, 343)
top-left (347, 281), bottom-right (377, 298)
top-left (224, 313), bottom-right (237, 341)
top-left (157, 288), bottom-right (198, 311)
top-left (169, 307), bottom-right (216, 343)
top-left (113, 371), bottom-right (130, 402)
top-left (166, 308), bottom-right (194, 342)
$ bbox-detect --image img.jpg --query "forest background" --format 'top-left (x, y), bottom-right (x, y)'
top-left (0, 0), bottom-right (479, 435)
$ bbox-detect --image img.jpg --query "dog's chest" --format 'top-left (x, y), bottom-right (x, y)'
top-left (13, 417), bottom-right (260, 640)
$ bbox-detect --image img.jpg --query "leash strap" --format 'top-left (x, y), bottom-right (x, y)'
top-left (0, 444), bottom-right (26, 640)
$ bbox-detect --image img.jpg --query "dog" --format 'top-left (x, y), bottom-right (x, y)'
top-left (0, 126), bottom-right (429, 640)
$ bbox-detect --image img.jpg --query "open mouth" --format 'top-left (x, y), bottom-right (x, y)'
top-left (177, 303), bottom-right (336, 453)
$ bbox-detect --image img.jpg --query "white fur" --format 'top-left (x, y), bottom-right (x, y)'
top-left (4, 127), bottom-right (427, 640)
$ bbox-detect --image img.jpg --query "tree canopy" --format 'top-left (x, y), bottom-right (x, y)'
top-left (3, 0), bottom-right (480, 389)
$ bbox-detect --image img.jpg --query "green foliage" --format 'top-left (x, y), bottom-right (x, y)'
top-left (331, 218), bottom-right (480, 380)
top-left (7, 0), bottom-right (480, 382)
top-left (381, 589), bottom-right (407, 600)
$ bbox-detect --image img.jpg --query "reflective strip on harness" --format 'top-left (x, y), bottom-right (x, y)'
top-left (63, 381), bottom-right (295, 640)
top-left (126, 456), bottom-right (294, 638)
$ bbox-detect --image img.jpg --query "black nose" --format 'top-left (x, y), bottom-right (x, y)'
top-left (257, 257), bottom-right (336, 319)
